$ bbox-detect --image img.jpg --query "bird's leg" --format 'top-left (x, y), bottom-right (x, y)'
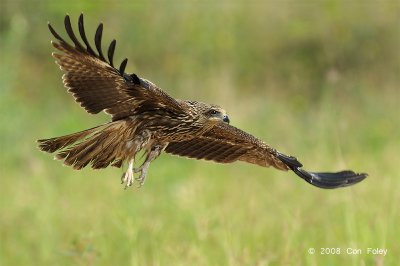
top-left (134, 144), bottom-right (165, 186)
top-left (120, 130), bottom-right (152, 189)
top-left (121, 159), bottom-right (134, 189)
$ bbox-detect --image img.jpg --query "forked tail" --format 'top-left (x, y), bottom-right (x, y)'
top-left (38, 122), bottom-right (129, 169)
top-left (276, 152), bottom-right (367, 189)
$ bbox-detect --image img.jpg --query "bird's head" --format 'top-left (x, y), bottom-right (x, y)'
top-left (186, 101), bottom-right (230, 125)
top-left (205, 105), bottom-right (230, 124)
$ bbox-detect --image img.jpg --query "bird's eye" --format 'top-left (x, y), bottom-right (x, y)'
top-left (210, 110), bottom-right (218, 115)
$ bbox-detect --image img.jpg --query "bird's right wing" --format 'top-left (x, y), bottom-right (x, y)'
top-left (165, 122), bottom-right (367, 189)
top-left (165, 122), bottom-right (293, 170)
top-left (49, 14), bottom-right (185, 121)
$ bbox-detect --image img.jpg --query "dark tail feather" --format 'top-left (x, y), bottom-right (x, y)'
top-left (276, 152), bottom-right (368, 189)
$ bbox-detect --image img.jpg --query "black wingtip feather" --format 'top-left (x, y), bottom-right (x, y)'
top-left (48, 22), bottom-right (66, 43)
top-left (64, 15), bottom-right (85, 52)
top-left (119, 58), bottom-right (128, 74)
top-left (95, 23), bottom-right (106, 61)
top-left (108, 39), bottom-right (116, 67)
top-left (78, 13), bottom-right (96, 56)
top-left (294, 168), bottom-right (367, 189)
top-left (276, 152), bottom-right (368, 189)
top-left (276, 152), bottom-right (303, 167)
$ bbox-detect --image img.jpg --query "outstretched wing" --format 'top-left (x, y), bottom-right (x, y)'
top-left (165, 122), bottom-right (368, 189)
top-left (49, 14), bottom-right (185, 121)
top-left (166, 122), bottom-right (287, 169)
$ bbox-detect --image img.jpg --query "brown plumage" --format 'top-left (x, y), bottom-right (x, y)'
top-left (38, 14), bottom-right (367, 189)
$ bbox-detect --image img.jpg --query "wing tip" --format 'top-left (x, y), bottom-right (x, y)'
top-left (50, 14), bottom-right (127, 75)
top-left (307, 170), bottom-right (368, 189)
top-left (276, 152), bottom-right (368, 189)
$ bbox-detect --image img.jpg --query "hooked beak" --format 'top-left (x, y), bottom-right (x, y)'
top-left (223, 114), bottom-right (230, 124)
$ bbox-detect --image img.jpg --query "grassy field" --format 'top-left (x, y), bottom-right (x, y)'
top-left (1, 1), bottom-right (399, 265)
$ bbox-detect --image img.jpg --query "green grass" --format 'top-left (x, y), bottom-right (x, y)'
top-left (1, 1), bottom-right (399, 265)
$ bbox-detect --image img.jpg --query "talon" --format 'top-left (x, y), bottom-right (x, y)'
top-left (120, 144), bottom-right (166, 189)
top-left (121, 172), bottom-right (126, 184)
top-left (121, 159), bottom-right (134, 189)
top-left (134, 161), bottom-right (150, 185)
top-left (139, 167), bottom-right (148, 185)
top-left (133, 167), bottom-right (142, 173)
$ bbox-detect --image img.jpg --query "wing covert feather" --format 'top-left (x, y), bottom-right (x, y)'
top-left (165, 122), bottom-right (288, 170)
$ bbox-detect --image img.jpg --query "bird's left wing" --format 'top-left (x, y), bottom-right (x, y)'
top-left (49, 14), bottom-right (185, 120)
top-left (165, 122), bottom-right (367, 189)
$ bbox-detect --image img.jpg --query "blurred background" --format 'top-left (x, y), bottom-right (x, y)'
top-left (1, 0), bottom-right (399, 265)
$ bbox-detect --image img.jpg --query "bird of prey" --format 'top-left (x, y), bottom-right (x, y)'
top-left (38, 15), bottom-right (367, 189)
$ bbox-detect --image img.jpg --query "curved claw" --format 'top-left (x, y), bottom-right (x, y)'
top-left (133, 162), bottom-right (150, 186)
top-left (121, 170), bottom-right (134, 189)
top-left (121, 159), bottom-right (134, 188)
